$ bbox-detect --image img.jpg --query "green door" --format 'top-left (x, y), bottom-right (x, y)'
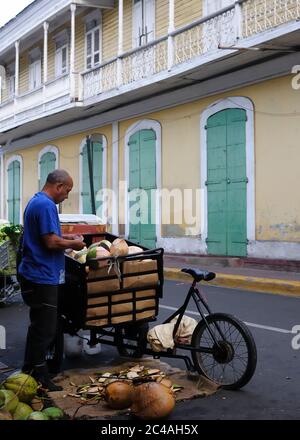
top-left (206, 108), bottom-right (247, 257)
top-left (128, 129), bottom-right (156, 248)
top-left (7, 160), bottom-right (21, 225)
top-left (81, 140), bottom-right (103, 216)
top-left (39, 152), bottom-right (56, 189)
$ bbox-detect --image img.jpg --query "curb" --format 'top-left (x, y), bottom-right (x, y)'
top-left (164, 267), bottom-right (300, 297)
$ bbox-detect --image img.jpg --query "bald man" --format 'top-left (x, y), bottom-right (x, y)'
top-left (19, 169), bottom-right (86, 391)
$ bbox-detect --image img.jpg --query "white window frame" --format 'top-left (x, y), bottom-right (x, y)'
top-left (84, 10), bottom-right (102, 71)
top-left (55, 43), bottom-right (69, 77)
top-left (38, 145), bottom-right (59, 184)
top-left (200, 97), bottom-right (255, 251)
top-left (132, 0), bottom-right (155, 48)
top-left (85, 26), bottom-right (101, 70)
top-left (29, 49), bottom-right (42, 91)
top-left (79, 134), bottom-right (107, 217)
top-left (6, 155), bottom-right (23, 224)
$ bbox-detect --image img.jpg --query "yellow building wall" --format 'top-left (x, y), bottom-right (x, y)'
top-left (123, 0), bottom-right (133, 52)
top-left (119, 75), bottom-right (300, 242)
top-left (175, 0), bottom-right (203, 29)
top-left (103, 6), bottom-right (118, 60)
top-left (4, 75), bottom-right (300, 242)
top-left (156, 0), bottom-right (169, 38)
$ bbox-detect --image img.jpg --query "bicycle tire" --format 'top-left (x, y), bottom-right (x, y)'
top-left (115, 322), bottom-right (149, 358)
top-left (191, 313), bottom-right (257, 390)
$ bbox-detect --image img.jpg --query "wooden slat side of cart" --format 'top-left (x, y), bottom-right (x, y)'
top-left (62, 233), bottom-right (164, 334)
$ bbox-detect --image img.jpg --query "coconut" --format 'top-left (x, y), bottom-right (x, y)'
top-left (27, 411), bottom-right (49, 420)
top-left (42, 406), bottom-right (64, 420)
top-left (131, 382), bottom-right (175, 420)
top-left (13, 402), bottom-right (34, 420)
top-left (105, 381), bottom-right (134, 410)
top-left (74, 248), bottom-right (88, 264)
top-left (99, 240), bottom-right (112, 252)
top-left (4, 373), bottom-right (38, 403)
top-left (110, 238), bottom-right (129, 257)
top-left (95, 247), bottom-right (111, 268)
top-left (0, 389), bottom-right (19, 413)
top-left (30, 397), bottom-right (44, 411)
top-left (86, 246), bottom-right (97, 260)
top-left (128, 246), bottom-right (144, 255)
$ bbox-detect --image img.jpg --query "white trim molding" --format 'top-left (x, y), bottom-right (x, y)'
top-left (38, 145), bottom-right (59, 182)
top-left (0, 153), bottom-right (4, 219)
top-left (200, 96), bottom-right (255, 255)
top-left (79, 133), bottom-right (107, 217)
top-left (124, 119), bottom-right (162, 243)
top-left (5, 154), bottom-right (23, 224)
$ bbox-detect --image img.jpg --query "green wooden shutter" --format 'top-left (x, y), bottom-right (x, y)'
top-left (226, 109), bottom-right (247, 256)
top-left (139, 130), bottom-right (156, 249)
top-left (81, 140), bottom-right (103, 216)
top-left (39, 152), bottom-right (56, 190)
top-left (206, 111), bottom-right (227, 255)
top-left (206, 109), bottom-right (247, 257)
top-left (128, 132), bottom-right (140, 243)
top-left (128, 130), bottom-right (156, 248)
top-left (7, 160), bottom-right (21, 225)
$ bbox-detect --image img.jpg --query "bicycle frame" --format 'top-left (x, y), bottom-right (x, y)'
top-left (87, 279), bottom-right (228, 372)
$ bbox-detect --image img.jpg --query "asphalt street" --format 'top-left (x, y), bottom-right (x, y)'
top-left (1, 279), bottom-right (300, 420)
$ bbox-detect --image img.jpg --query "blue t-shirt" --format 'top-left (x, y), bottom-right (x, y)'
top-left (19, 192), bottom-right (65, 285)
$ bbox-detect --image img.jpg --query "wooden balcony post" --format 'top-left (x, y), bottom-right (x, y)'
top-left (117, 0), bottom-right (124, 87)
top-left (70, 3), bottom-right (76, 100)
top-left (43, 22), bottom-right (49, 85)
top-left (14, 41), bottom-right (20, 97)
top-left (168, 0), bottom-right (175, 71)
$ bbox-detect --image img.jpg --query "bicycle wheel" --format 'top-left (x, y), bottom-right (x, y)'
top-left (191, 313), bottom-right (257, 390)
top-left (115, 322), bottom-right (148, 358)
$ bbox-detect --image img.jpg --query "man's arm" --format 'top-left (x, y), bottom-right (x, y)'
top-left (42, 233), bottom-right (86, 251)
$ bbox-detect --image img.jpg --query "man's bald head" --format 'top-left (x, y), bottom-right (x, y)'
top-left (46, 169), bottom-right (72, 185)
top-left (43, 169), bottom-right (73, 204)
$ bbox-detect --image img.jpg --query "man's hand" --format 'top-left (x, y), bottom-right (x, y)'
top-left (42, 233), bottom-right (86, 251)
top-left (71, 240), bottom-right (86, 251)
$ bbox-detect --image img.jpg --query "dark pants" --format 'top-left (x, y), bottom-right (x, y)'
top-left (20, 276), bottom-right (58, 369)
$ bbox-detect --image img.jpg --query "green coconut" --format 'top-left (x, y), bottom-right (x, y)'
top-left (4, 373), bottom-right (38, 403)
top-left (0, 389), bottom-right (19, 413)
top-left (27, 411), bottom-right (49, 420)
top-left (42, 406), bottom-right (64, 420)
top-left (13, 402), bottom-right (33, 420)
top-left (99, 240), bottom-right (112, 252)
top-left (86, 246), bottom-right (97, 260)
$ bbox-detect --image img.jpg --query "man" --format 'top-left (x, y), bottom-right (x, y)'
top-left (18, 169), bottom-right (86, 391)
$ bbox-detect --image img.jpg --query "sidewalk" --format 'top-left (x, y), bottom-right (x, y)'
top-left (164, 254), bottom-right (300, 297)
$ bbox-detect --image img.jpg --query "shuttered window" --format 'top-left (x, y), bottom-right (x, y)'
top-left (81, 140), bottom-right (103, 216)
top-left (39, 152), bottom-right (57, 190)
top-left (7, 160), bottom-right (21, 225)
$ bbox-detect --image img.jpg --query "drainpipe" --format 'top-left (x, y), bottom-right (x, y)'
top-left (86, 135), bottom-right (96, 215)
top-left (70, 3), bottom-right (77, 100)
top-left (0, 153), bottom-right (4, 219)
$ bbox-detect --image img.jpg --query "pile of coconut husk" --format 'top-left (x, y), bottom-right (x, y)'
top-left (50, 358), bottom-right (219, 420)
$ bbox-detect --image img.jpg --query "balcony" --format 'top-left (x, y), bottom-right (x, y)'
top-left (0, 74), bottom-right (71, 132)
top-left (82, 0), bottom-right (300, 103)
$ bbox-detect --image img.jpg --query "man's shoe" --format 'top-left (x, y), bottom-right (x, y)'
top-left (32, 365), bottom-right (63, 392)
